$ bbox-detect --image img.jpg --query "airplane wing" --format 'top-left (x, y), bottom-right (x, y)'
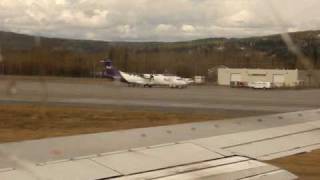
top-left (1, 109), bottom-right (319, 179)
top-left (119, 71), bottom-right (151, 86)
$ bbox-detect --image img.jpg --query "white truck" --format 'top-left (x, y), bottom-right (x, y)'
top-left (248, 81), bottom-right (272, 89)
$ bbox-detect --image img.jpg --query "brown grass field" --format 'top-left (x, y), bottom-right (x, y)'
top-left (0, 104), bottom-right (319, 179)
top-left (269, 150), bottom-right (320, 180)
top-left (0, 104), bottom-right (255, 142)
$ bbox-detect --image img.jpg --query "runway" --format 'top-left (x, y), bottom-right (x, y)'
top-left (0, 76), bottom-right (320, 113)
top-left (1, 76), bottom-right (320, 179)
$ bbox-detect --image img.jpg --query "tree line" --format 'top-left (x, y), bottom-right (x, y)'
top-left (1, 34), bottom-right (319, 79)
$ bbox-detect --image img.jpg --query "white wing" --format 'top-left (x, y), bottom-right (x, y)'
top-left (1, 109), bottom-right (319, 179)
top-left (119, 71), bottom-right (150, 85)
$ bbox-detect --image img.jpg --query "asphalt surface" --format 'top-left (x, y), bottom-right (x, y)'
top-left (0, 76), bottom-right (320, 113)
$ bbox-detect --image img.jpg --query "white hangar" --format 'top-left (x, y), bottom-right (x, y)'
top-left (218, 68), bottom-right (319, 87)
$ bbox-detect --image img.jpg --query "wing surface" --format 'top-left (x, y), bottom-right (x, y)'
top-left (1, 109), bottom-right (319, 179)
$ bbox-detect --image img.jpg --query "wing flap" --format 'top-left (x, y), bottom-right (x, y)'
top-left (0, 109), bottom-right (319, 179)
top-left (91, 143), bottom-right (223, 175)
top-left (187, 120), bottom-right (320, 160)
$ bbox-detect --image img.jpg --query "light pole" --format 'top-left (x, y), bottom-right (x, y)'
top-left (92, 61), bottom-right (96, 79)
top-left (0, 47), bottom-right (3, 75)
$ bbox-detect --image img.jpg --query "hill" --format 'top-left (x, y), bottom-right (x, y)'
top-left (0, 30), bottom-right (319, 78)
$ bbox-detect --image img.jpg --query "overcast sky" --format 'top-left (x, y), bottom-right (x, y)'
top-left (0, 0), bottom-right (320, 42)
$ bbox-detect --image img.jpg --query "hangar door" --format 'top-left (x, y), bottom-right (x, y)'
top-left (231, 73), bottom-right (242, 82)
top-left (273, 74), bottom-right (285, 86)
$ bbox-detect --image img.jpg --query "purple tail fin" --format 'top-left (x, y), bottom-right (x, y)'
top-left (100, 59), bottom-right (121, 79)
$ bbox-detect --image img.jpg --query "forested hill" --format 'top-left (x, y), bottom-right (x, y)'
top-left (0, 30), bottom-right (319, 78)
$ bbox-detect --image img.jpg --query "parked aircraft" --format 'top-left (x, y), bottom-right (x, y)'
top-left (100, 59), bottom-right (189, 88)
top-left (143, 74), bottom-right (190, 88)
top-left (119, 71), bottom-right (154, 87)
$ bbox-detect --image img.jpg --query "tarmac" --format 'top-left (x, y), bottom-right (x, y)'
top-left (0, 76), bottom-right (320, 113)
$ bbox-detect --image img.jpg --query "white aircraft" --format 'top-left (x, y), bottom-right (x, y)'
top-left (143, 74), bottom-right (189, 88)
top-left (119, 71), bottom-right (154, 87)
top-left (101, 59), bottom-right (190, 88)
top-left (1, 108), bottom-right (319, 179)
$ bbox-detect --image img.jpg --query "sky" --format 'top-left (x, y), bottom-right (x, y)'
top-left (0, 0), bottom-right (320, 42)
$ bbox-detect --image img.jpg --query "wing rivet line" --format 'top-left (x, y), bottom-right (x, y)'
top-left (257, 119), bottom-right (263, 122)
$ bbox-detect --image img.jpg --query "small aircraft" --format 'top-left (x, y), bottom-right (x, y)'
top-left (100, 59), bottom-right (190, 88)
top-left (119, 71), bottom-right (154, 87)
top-left (143, 74), bottom-right (190, 88)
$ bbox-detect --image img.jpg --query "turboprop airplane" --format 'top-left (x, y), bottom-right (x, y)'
top-left (1, 108), bottom-right (320, 179)
top-left (100, 59), bottom-right (189, 88)
top-left (143, 74), bottom-right (189, 88)
top-left (119, 71), bottom-right (154, 87)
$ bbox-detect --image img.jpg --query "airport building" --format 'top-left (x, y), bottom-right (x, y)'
top-left (218, 68), bottom-right (319, 87)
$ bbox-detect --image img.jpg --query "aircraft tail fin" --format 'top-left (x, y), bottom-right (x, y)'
top-left (100, 59), bottom-right (121, 80)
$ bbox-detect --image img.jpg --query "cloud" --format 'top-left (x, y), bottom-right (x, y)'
top-left (0, 0), bottom-right (320, 41)
top-left (117, 25), bottom-right (131, 33)
top-left (156, 24), bottom-right (175, 32)
top-left (181, 25), bottom-right (196, 33)
top-left (55, 0), bottom-right (67, 5)
top-left (85, 32), bottom-right (96, 39)
top-left (58, 9), bottom-right (109, 27)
